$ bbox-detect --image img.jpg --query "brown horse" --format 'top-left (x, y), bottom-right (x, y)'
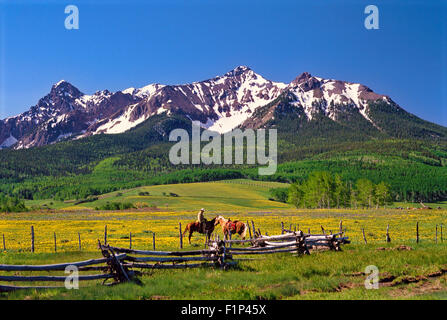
top-left (215, 215), bottom-right (248, 240)
top-left (182, 216), bottom-right (218, 244)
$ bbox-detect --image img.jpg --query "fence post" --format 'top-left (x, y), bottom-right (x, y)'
top-left (386, 224), bottom-right (391, 243)
top-left (54, 232), bottom-right (57, 253)
top-left (308, 228), bottom-right (310, 234)
top-left (129, 232), bottom-right (132, 249)
top-left (179, 222), bottom-right (183, 249)
top-left (339, 220), bottom-right (343, 234)
top-left (221, 241), bottom-right (226, 269)
top-left (2, 234), bottom-right (5, 251)
top-left (78, 233), bottom-right (82, 251)
top-left (229, 232), bottom-right (232, 248)
top-left (251, 221), bottom-right (256, 238)
top-left (321, 225), bottom-right (325, 234)
top-left (247, 221), bottom-right (252, 239)
top-left (416, 222), bottom-right (419, 244)
top-left (362, 228), bottom-right (367, 244)
top-left (441, 224), bottom-right (443, 243)
top-left (436, 225), bottom-right (438, 244)
top-left (153, 232), bottom-right (156, 250)
top-left (281, 222), bottom-right (284, 234)
top-left (294, 232), bottom-right (300, 255)
top-left (31, 226), bottom-right (35, 253)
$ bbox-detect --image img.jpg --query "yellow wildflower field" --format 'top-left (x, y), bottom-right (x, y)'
top-left (0, 208), bottom-right (446, 253)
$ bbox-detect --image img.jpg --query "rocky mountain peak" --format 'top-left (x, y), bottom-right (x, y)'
top-left (292, 72), bottom-right (313, 84)
top-left (224, 65), bottom-right (252, 77)
top-left (50, 80), bottom-right (83, 99)
top-left (1, 67), bottom-right (431, 150)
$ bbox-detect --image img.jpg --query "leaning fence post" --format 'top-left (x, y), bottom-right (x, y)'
top-left (78, 232), bottom-right (82, 251)
top-left (2, 234), bottom-right (5, 251)
top-left (54, 232), bottom-right (57, 253)
top-left (251, 221), bottom-right (256, 238)
top-left (362, 228), bottom-right (367, 244)
top-left (104, 225), bottom-right (108, 245)
top-left (229, 232), bottom-right (232, 248)
top-left (31, 226), bottom-right (35, 253)
top-left (247, 221), bottom-right (252, 239)
top-left (179, 222), bottom-right (183, 249)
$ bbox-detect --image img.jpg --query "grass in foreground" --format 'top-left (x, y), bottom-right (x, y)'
top-left (1, 243), bottom-right (447, 300)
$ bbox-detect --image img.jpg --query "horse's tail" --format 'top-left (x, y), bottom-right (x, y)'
top-left (241, 223), bottom-right (248, 239)
top-left (182, 224), bottom-right (190, 236)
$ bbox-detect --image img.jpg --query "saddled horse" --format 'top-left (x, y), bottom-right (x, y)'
top-left (182, 216), bottom-right (218, 245)
top-left (215, 215), bottom-right (248, 240)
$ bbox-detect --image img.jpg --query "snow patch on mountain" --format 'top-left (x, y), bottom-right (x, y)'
top-left (93, 103), bottom-right (147, 134)
top-left (0, 67), bottom-right (397, 149)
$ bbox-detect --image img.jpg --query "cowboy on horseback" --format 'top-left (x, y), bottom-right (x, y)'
top-left (197, 208), bottom-right (206, 233)
top-left (183, 210), bottom-right (217, 245)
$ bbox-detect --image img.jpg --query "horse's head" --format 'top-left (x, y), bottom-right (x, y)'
top-left (214, 215), bottom-right (225, 225)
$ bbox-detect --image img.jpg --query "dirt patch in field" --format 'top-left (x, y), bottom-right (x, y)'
top-left (376, 245), bottom-right (413, 251)
top-left (337, 266), bottom-right (447, 298)
top-left (388, 278), bottom-right (445, 298)
top-left (149, 295), bottom-right (171, 300)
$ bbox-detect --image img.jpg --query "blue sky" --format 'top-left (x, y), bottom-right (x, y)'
top-left (0, 0), bottom-right (446, 125)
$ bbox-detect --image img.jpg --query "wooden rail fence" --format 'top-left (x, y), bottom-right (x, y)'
top-left (0, 229), bottom-right (349, 292)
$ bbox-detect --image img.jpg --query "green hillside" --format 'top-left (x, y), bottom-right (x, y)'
top-left (0, 110), bottom-right (446, 204)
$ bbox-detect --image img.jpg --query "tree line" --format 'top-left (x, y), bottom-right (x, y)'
top-left (273, 171), bottom-right (392, 209)
top-left (0, 193), bottom-right (28, 212)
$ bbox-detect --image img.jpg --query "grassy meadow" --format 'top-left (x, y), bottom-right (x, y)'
top-left (1, 179), bottom-right (447, 299)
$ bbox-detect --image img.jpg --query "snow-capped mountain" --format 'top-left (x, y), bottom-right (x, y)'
top-left (0, 66), bottom-right (443, 149)
top-left (241, 71), bottom-right (392, 130)
top-left (0, 80), bottom-right (142, 149)
top-left (82, 66), bottom-right (285, 137)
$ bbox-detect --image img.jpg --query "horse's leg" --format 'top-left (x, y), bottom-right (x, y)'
top-left (188, 231), bottom-right (192, 244)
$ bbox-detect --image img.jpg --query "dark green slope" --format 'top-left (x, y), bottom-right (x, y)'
top-left (367, 100), bottom-right (447, 140)
top-left (250, 91), bottom-right (447, 143)
top-left (0, 114), bottom-right (191, 178)
top-left (0, 97), bottom-right (447, 202)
